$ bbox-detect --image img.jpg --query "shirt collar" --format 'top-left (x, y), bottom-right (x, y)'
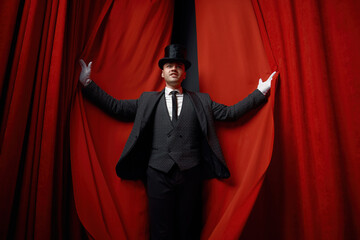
top-left (165, 86), bottom-right (183, 95)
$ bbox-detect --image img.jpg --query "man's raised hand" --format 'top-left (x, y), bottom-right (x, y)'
top-left (257, 71), bottom-right (276, 95)
top-left (79, 59), bottom-right (92, 86)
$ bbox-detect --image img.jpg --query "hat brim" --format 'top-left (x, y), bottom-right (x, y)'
top-left (158, 58), bottom-right (191, 70)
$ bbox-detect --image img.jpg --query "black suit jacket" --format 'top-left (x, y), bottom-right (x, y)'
top-left (82, 81), bottom-right (267, 180)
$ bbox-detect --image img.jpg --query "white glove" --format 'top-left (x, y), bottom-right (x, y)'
top-left (79, 59), bottom-right (92, 86)
top-left (257, 71), bottom-right (276, 95)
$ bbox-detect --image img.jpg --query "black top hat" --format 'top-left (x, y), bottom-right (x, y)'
top-left (158, 44), bottom-right (191, 70)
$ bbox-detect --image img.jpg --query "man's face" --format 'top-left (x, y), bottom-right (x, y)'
top-left (161, 62), bottom-right (186, 88)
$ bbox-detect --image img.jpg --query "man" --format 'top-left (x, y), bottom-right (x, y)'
top-left (79, 44), bottom-right (275, 239)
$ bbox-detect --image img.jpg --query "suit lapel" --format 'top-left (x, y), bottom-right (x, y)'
top-left (186, 90), bottom-right (208, 136)
top-left (139, 90), bottom-right (164, 130)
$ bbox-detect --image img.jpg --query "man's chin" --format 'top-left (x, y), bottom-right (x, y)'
top-left (166, 81), bottom-right (182, 87)
top-left (167, 79), bottom-right (180, 84)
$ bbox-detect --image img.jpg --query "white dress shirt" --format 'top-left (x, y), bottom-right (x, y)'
top-left (165, 86), bottom-right (183, 120)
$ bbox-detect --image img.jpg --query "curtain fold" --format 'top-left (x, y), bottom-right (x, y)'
top-left (0, 0), bottom-right (74, 239)
top-left (70, 0), bottom-right (174, 238)
top-left (0, 0), bottom-right (110, 238)
top-left (241, 0), bottom-right (360, 239)
top-left (195, 0), bottom-right (277, 239)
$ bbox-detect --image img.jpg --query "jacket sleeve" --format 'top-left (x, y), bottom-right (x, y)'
top-left (81, 81), bottom-right (138, 122)
top-left (211, 89), bottom-right (267, 121)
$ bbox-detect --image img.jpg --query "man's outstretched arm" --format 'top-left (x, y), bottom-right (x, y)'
top-left (212, 71), bottom-right (276, 121)
top-left (79, 59), bottom-right (138, 122)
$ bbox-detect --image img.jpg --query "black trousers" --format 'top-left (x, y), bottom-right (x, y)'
top-left (146, 165), bottom-right (203, 240)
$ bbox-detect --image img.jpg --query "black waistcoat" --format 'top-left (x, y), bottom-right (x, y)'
top-left (148, 93), bottom-right (203, 173)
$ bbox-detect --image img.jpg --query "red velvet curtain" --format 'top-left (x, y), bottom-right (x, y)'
top-left (240, 1), bottom-right (360, 239)
top-left (195, 1), bottom-right (277, 239)
top-left (0, 0), bottom-right (77, 239)
top-left (0, 0), bottom-right (173, 238)
top-left (70, 0), bottom-right (174, 239)
top-left (1, 0), bottom-right (359, 239)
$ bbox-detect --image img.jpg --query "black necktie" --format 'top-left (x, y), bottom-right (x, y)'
top-left (170, 91), bottom-right (178, 123)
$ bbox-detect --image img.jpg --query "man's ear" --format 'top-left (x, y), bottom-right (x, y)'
top-left (161, 70), bottom-right (164, 78)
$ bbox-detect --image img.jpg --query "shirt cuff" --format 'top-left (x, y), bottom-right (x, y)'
top-left (84, 79), bottom-right (92, 87)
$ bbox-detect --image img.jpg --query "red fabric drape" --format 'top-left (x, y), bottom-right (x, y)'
top-left (0, 0), bottom-right (74, 238)
top-left (240, 1), bottom-right (360, 239)
top-left (195, 0), bottom-right (277, 239)
top-left (0, 0), bottom-right (120, 238)
top-left (70, 0), bottom-right (174, 239)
